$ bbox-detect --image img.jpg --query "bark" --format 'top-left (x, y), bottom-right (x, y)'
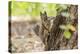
top-left (46, 15), bottom-right (67, 50)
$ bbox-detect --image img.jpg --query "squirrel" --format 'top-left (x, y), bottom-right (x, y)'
top-left (39, 11), bottom-right (56, 50)
top-left (33, 11), bottom-right (56, 50)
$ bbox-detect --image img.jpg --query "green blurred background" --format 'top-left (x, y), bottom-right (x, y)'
top-left (11, 1), bottom-right (68, 17)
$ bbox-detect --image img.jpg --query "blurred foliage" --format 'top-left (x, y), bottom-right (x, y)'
top-left (11, 1), bottom-right (69, 17)
top-left (11, 1), bottom-right (56, 16)
top-left (60, 24), bottom-right (76, 39)
top-left (64, 30), bottom-right (71, 39)
top-left (60, 24), bottom-right (76, 31)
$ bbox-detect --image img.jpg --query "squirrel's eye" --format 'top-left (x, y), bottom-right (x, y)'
top-left (44, 17), bottom-right (47, 21)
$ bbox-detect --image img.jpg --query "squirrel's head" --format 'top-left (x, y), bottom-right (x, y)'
top-left (40, 11), bottom-right (52, 31)
top-left (40, 11), bottom-right (48, 22)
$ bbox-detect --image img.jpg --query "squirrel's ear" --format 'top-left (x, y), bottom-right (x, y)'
top-left (40, 12), bottom-right (43, 20)
top-left (44, 11), bottom-right (47, 15)
top-left (40, 12), bottom-right (42, 15)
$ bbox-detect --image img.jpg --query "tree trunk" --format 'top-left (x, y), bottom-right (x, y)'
top-left (46, 15), bottom-right (67, 50)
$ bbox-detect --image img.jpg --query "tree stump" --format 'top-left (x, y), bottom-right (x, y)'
top-left (46, 15), bottom-right (67, 50)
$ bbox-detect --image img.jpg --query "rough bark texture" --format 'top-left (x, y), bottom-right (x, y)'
top-left (66, 5), bottom-right (78, 49)
top-left (69, 5), bottom-right (78, 27)
top-left (46, 15), bottom-right (67, 50)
